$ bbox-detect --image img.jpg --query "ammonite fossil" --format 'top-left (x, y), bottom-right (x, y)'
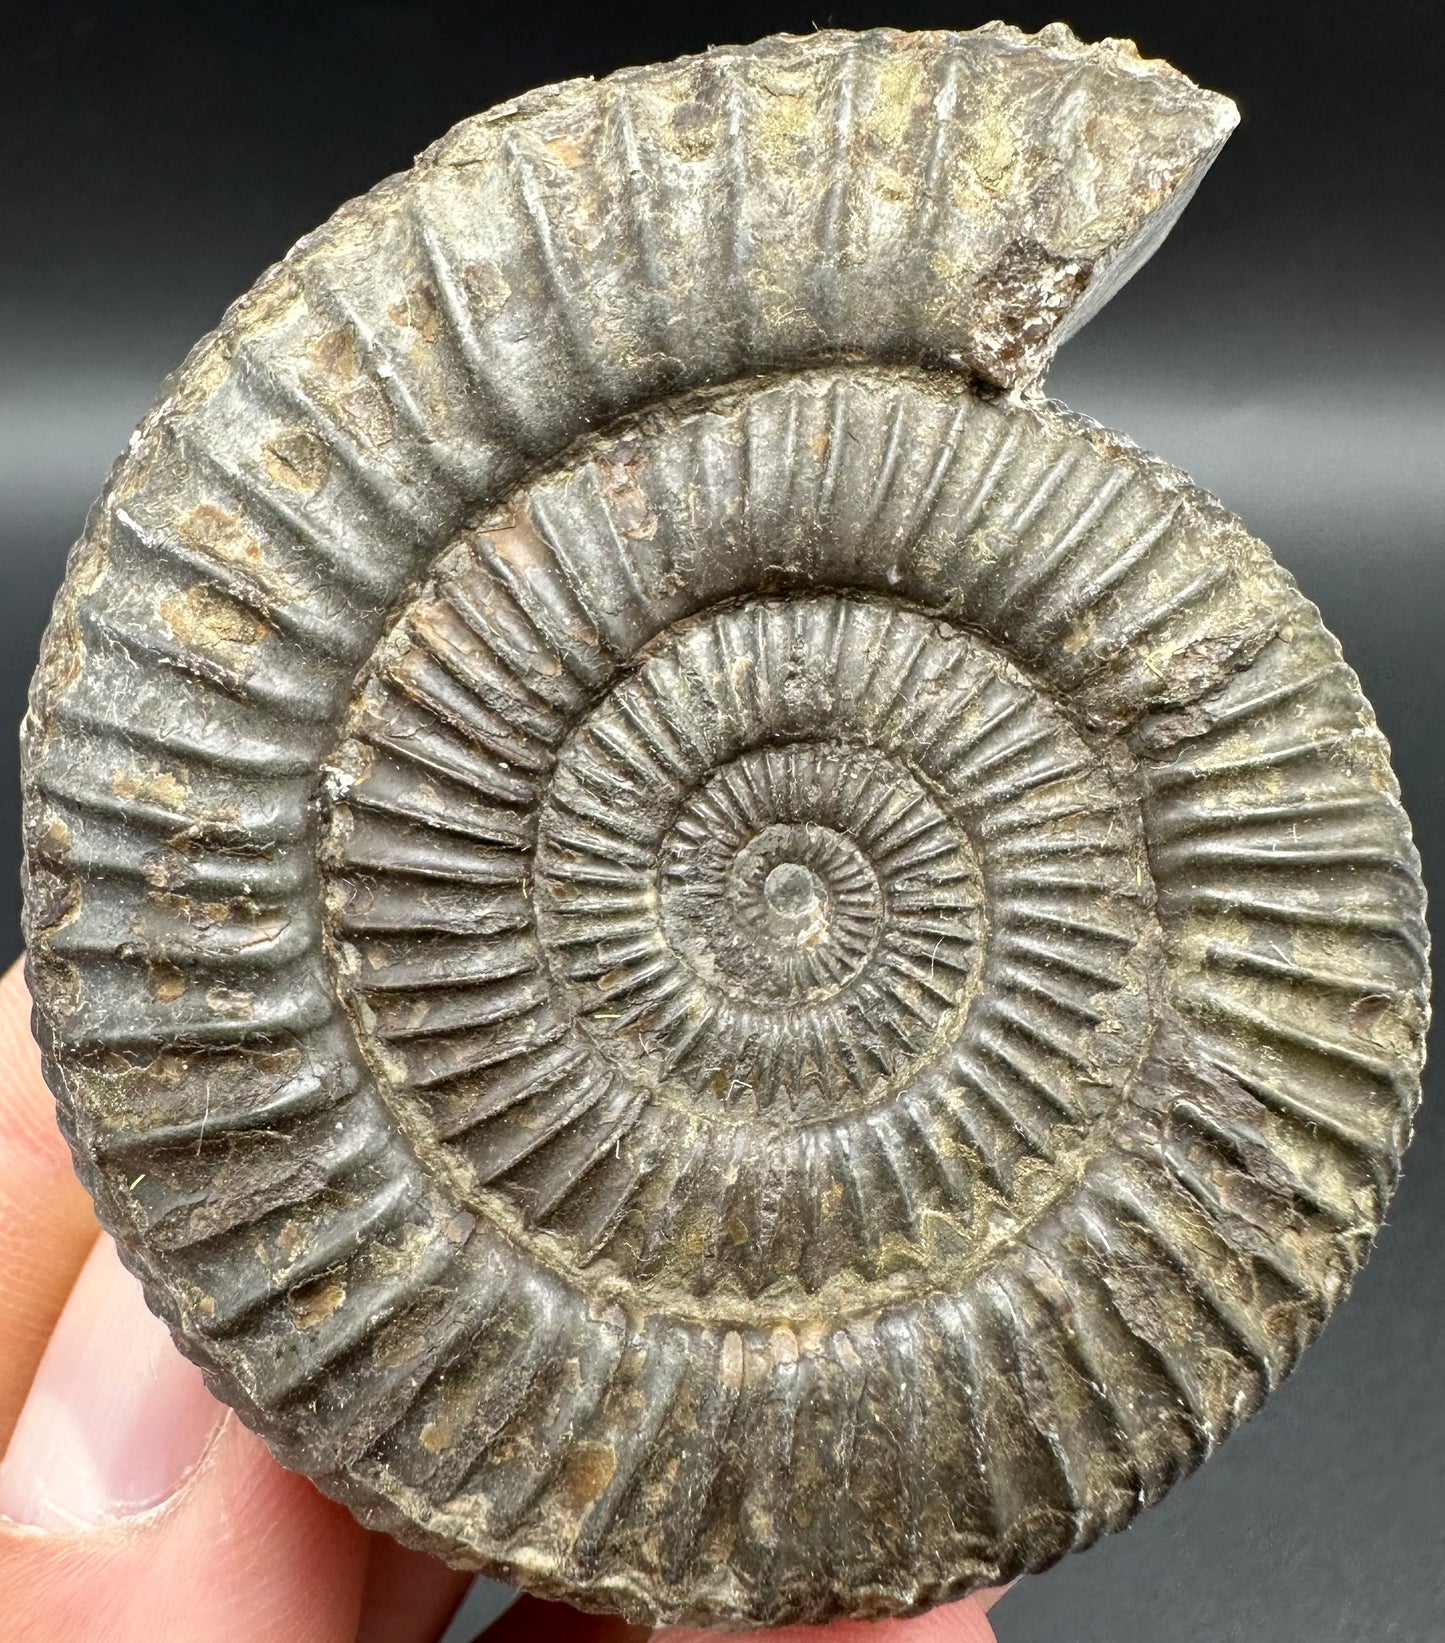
top-left (20, 23), bottom-right (1429, 1629)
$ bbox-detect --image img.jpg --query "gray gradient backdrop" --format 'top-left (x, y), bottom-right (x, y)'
top-left (3, 3), bottom-right (1441, 1639)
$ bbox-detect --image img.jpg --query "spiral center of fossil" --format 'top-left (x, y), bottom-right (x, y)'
top-left (327, 583), bottom-right (1158, 1282)
top-left (516, 599), bottom-right (1009, 1127)
top-left (763, 861), bottom-right (824, 928)
top-left (700, 818), bottom-right (885, 1003)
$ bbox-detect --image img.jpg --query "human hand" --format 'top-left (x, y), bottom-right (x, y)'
top-left (0, 957), bottom-right (1008, 1642)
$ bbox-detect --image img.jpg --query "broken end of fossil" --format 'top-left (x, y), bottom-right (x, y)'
top-left (416, 21), bottom-right (1238, 397)
top-left (959, 21), bottom-right (1241, 389)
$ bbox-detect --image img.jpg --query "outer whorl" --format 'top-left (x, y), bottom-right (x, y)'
top-left (20, 23), bottom-right (1428, 1629)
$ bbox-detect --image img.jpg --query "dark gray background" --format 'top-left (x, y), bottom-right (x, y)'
top-left (3, 3), bottom-right (1440, 1639)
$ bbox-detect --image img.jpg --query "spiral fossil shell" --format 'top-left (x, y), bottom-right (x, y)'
top-left (21, 23), bottom-right (1429, 1628)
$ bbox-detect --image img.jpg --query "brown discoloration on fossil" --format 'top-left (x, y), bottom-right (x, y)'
top-left (159, 584), bottom-right (268, 661)
top-left (111, 766), bottom-right (191, 812)
top-left (263, 428), bottom-right (331, 493)
top-left (18, 23), bottom-right (1426, 1633)
top-left (146, 962), bottom-right (189, 1004)
top-left (288, 1273), bottom-right (349, 1331)
top-left (969, 240), bottom-right (1095, 383)
top-left (178, 502), bottom-right (306, 605)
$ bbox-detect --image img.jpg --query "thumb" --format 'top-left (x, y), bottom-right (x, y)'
top-left (0, 1234), bottom-right (370, 1643)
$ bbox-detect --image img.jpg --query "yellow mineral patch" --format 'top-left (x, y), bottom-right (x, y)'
top-left (561, 1439), bottom-right (617, 1510)
top-left (287, 1273), bottom-right (347, 1332)
top-left (622, 510), bottom-right (659, 542)
top-left (147, 962), bottom-right (188, 1004)
top-left (371, 1308), bottom-right (435, 1369)
top-left (160, 584), bottom-right (268, 661)
top-left (862, 50), bottom-right (921, 151)
top-left (298, 330), bottom-right (397, 450)
top-left (665, 98), bottom-right (717, 162)
top-left (462, 260), bottom-right (511, 323)
top-left (769, 1326), bottom-right (799, 1368)
top-left (112, 766), bottom-right (190, 812)
top-left (970, 119), bottom-right (1018, 196)
top-left (205, 986), bottom-right (255, 1019)
top-left (239, 267), bottom-right (305, 335)
top-left (489, 515), bottom-right (556, 578)
top-left (720, 1330), bottom-right (745, 1389)
top-left (420, 1375), bottom-right (478, 1454)
top-left (543, 131), bottom-right (585, 169)
top-left (338, 384), bottom-right (395, 449)
top-left (752, 63), bottom-right (822, 158)
top-left (264, 428), bottom-right (331, 493)
top-left (180, 503), bottom-right (304, 604)
top-left (309, 326), bottom-right (361, 383)
top-left (151, 891), bottom-right (233, 928)
top-left (389, 280), bottom-right (443, 345)
top-left (171, 330), bottom-right (235, 408)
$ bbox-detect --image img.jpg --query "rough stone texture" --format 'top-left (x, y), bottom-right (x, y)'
top-left (19, 23), bottom-right (1428, 1630)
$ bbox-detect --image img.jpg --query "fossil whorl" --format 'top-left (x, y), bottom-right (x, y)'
top-left (20, 23), bottom-right (1428, 1628)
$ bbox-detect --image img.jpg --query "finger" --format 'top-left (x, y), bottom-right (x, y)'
top-left (356, 1535), bottom-right (472, 1643)
top-left (486, 1594), bottom-right (649, 1642)
top-left (655, 1588), bottom-right (1005, 1643)
top-left (0, 958), bottom-right (100, 1449)
top-left (973, 1583), bottom-right (1013, 1613)
top-left (0, 1234), bottom-right (371, 1643)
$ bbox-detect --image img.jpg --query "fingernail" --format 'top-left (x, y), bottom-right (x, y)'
top-left (0, 1235), bottom-right (224, 1529)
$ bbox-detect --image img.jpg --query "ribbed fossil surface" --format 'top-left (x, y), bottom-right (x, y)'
top-left (21, 23), bottom-right (1428, 1628)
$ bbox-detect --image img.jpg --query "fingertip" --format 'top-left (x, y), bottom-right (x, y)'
top-left (355, 1535), bottom-right (472, 1643)
top-left (0, 957), bottom-right (81, 1179)
top-left (0, 959), bottom-right (99, 1451)
top-left (973, 1580), bottom-right (1016, 1615)
top-left (0, 1237), bottom-right (223, 1529)
top-left (654, 1590), bottom-right (1002, 1643)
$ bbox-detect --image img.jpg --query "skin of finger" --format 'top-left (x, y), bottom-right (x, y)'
top-left (0, 959), bottom-right (99, 1450)
top-left (356, 1534), bottom-right (474, 1643)
top-left (0, 1411), bottom-right (373, 1643)
top-left (0, 1188), bottom-right (373, 1643)
top-left (486, 1594), bottom-right (650, 1642)
top-left (655, 1589), bottom-right (1005, 1643)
